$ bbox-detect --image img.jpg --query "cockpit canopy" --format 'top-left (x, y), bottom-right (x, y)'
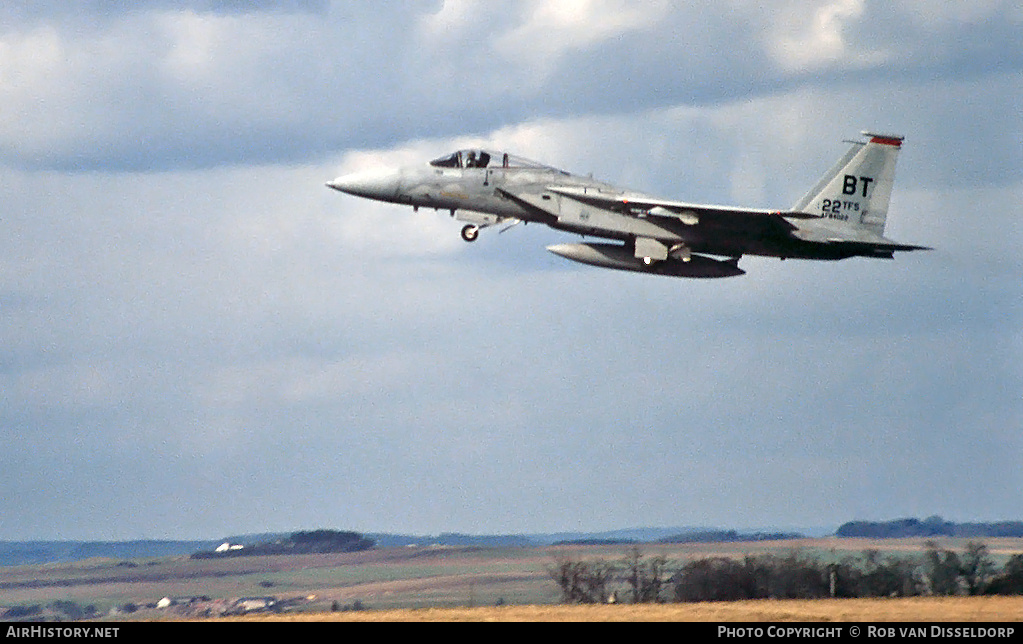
top-left (429, 149), bottom-right (563, 172)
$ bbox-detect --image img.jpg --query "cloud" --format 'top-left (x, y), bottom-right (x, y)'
top-left (765, 0), bottom-right (888, 71)
top-left (1, 2), bottom-right (1020, 173)
top-left (494, 0), bottom-right (671, 72)
top-left (0, 5), bottom-right (414, 170)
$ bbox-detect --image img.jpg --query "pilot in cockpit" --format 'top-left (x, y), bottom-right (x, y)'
top-left (430, 150), bottom-right (493, 169)
top-left (465, 151), bottom-right (491, 168)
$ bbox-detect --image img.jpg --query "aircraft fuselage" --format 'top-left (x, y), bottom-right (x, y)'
top-left (327, 138), bottom-right (928, 278)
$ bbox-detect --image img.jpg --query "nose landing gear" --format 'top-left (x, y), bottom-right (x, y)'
top-left (460, 225), bottom-right (480, 242)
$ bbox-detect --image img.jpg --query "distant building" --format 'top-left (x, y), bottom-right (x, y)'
top-left (234, 597), bottom-right (277, 613)
top-left (215, 542), bottom-right (244, 553)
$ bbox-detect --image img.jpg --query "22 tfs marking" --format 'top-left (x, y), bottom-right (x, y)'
top-left (821, 174), bottom-right (873, 221)
top-left (820, 199), bottom-right (858, 221)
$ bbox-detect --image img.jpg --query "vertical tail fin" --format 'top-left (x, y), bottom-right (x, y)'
top-left (792, 132), bottom-right (903, 236)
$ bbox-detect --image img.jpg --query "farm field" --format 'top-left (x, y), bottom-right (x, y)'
top-left (2, 538), bottom-right (1022, 620)
top-left (226, 597), bottom-right (1023, 622)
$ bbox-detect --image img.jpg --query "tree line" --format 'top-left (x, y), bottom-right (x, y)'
top-left (547, 543), bottom-right (1023, 604)
top-left (836, 516), bottom-right (1023, 538)
top-left (191, 529), bottom-right (374, 559)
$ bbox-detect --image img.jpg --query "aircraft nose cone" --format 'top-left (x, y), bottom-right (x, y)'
top-left (326, 168), bottom-right (401, 201)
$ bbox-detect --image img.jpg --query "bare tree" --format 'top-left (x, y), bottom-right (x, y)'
top-left (621, 547), bottom-right (670, 603)
top-left (961, 541), bottom-right (995, 595)
top-left (546, 555), bottom-right (616, 604)
top-left (923, 540), bottom-right (963, 595)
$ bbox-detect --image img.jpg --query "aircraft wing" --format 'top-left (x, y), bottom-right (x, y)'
top-left (545, 186), bottom-right (812, 236)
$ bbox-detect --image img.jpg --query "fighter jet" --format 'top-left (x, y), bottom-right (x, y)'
top-left (326, 132), bottom-right (928, 278)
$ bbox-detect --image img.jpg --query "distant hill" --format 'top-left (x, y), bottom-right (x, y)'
top-left (16, 518), bottom-right (1022, 567)
top-left (368, 532), bottom-right (539, 548)
top-left (836, 517), bottom-right (1023, 538)
top-left (368, 527), bottom-right (724, 548)
top-left (0, 528), bottom-right (744, 565)
top-left (0, 540), bottom-right (219, 567)
top-left (659, 529), bottom-right (804, 544)
top-left (528, 527), bottom-right (726, 545)
top-left (0, 527), bottom-right (811, 566)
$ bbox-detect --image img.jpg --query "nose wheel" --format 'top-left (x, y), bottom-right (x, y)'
top-left (460, 225), bottom-right (480, 242)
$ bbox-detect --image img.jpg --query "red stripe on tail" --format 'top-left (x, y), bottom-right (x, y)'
top-left (870, 136), bottom-right (902, 147)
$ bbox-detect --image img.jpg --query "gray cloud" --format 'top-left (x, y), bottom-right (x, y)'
top-left (1, 2), bottom-right (1020, 173)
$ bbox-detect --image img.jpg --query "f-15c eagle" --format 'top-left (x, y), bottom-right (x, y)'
top-left (327, 132), bottom-right (929, 278)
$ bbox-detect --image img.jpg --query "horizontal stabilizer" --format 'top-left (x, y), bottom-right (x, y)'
top-left (793, 227), bottom-right (931, 252)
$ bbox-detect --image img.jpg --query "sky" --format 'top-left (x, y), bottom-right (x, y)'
top-left (0, 0), bottom-right (1020, 541)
